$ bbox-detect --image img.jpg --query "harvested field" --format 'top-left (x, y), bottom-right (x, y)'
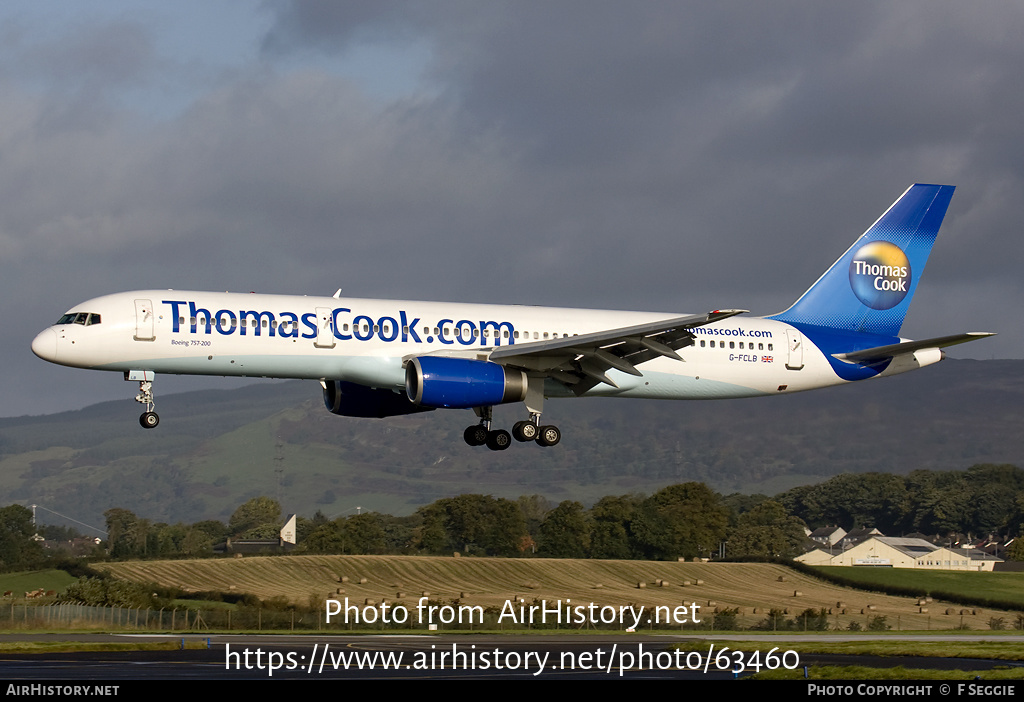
top-left (98, 556), bottom-right (1005, 630)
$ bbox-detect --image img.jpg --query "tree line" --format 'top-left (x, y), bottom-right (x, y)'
top-left (5, 463), bottom-right (1020, 569)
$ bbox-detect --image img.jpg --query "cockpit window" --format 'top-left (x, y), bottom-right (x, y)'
top-left (55, 312), bottom-right (101, 326)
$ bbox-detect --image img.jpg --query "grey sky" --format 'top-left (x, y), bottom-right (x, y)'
top-left (5, 1), bottom-right (1020, 416)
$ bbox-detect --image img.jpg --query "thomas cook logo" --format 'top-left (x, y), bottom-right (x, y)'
top-left (849, 241), bottom-right (911, 310)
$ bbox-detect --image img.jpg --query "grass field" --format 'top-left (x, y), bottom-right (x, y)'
top-left (0, 569), bottom-right (78, 598)
top-left (814, 566), bottom-right (1024, 609)
top-left (97, 556), bottom-right (1023, 631)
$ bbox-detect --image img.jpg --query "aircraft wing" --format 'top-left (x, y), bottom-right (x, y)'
top-left (484, 309), bottom-right (747, 394)
top-left (832, 332), bottom-right (996, 366)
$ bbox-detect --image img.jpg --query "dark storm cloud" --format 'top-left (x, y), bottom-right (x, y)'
top-left (262, 1), bottom-right (1024, 315)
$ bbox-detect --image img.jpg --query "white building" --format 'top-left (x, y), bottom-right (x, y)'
top-left (796, 536), bottom-right (1002, 571)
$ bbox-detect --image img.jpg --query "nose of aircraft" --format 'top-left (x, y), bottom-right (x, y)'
top-left (31, 329), bottom-right (57, 362)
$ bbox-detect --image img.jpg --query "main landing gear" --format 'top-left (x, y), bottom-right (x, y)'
top-left (127, 371), bottom-right (159, 429)
top-left (463, 407), bottom-right (560, 450)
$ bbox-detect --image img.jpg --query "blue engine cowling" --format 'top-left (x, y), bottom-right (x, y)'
top-left (405, 357), bottom-right (528, 409)
top-left (323, 380), bottom-right (434, 418)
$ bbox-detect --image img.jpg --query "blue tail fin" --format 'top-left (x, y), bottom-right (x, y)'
top-left (768, 184), bottom-right (955, 337)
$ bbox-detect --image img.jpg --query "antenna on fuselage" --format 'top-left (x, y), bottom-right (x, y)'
top-left (333, 289), bottom-right (342, 298)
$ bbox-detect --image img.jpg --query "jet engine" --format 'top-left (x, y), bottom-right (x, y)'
top-left (323, 380), bottom-right (433, 418)
top-left (405, 356), bottom-right (528, 409)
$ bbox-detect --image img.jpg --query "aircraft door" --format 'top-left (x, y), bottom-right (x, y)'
top-left (134, 299), bottom-right (155, 341)
top-left (785, 328), bottom-right (804, 370)
top-left (314, 307), bottom-right (336, 349)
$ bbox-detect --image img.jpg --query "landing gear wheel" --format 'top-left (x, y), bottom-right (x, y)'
top-left (486, 429), bottom-right (512, 451)
top-left (140, 411), bottom-right (160, 429)
top-left (464, 424), bottom-right (488, 446)
top-left (535, 425), bottom-right (561, 447)
top-left (512, 421), bottom-right (538, 442)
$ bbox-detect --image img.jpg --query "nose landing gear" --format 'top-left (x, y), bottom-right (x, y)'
top-left (126, 371), bottom-right (159, 429)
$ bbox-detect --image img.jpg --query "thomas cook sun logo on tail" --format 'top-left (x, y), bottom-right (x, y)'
top-left (848, 241), bottom-right (911, 310)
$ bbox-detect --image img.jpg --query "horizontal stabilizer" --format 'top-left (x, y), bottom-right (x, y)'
top-left (832, 332), bottom-right (996, 365)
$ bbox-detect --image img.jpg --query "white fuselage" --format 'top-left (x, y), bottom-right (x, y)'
top-left (31, 289), bottom-right (938, 402)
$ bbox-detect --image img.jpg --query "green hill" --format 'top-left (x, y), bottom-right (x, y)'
top-left (1, 359), bottom-right (1019, 527)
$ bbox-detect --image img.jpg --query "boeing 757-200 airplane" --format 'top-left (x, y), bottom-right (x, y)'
top-left (32, 184), bottom-right (993, 450)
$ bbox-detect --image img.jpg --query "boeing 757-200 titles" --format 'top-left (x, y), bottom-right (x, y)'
top-left (32, 184), bottom-right (994, 450)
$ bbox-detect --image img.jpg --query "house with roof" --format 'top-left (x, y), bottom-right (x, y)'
top-left (796, 536), bottom-right (1002, 571)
